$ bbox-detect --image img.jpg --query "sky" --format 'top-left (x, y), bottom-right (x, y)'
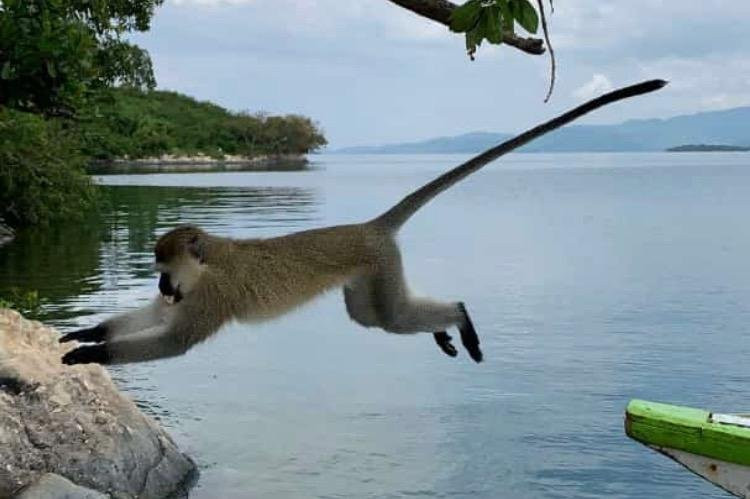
top-left (130, 1), bottom-right (750, 148)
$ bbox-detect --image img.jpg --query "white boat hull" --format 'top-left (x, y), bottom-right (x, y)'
top-left (653, 445), bottom-right (750, 498)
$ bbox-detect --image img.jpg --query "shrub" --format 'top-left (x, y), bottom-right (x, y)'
top-left (0, 288), bottom-right (43, 318)
top-left (0, 107), bottom-right (97, 227)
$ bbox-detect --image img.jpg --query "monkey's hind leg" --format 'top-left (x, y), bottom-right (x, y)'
top-left (387, 296), bottom-right (481, 363)
top-left (369, 245), bottom-right (482, 361)
top-left (384, 293), bottom-right (482, 363)
top-left (433, 331), bottom-right (457, 357)
top-left (457, 303), bottom-right (482, 363)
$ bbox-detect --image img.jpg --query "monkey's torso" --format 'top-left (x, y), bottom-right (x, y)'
top-left (195, 223), bottom-right (385, 324)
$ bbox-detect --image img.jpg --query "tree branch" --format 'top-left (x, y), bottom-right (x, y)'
top-left (387, 0), bottom-right (545, 55)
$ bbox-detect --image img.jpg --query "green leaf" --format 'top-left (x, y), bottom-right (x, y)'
top-left (484, 6), bottom-right (504, 44)
top-left (513, 0), bottom-right (539, 33)
top-left (450, 0), bottom-right (482, 33)
top-left (465, 25), bottom-right (483, 59)
top-left (498, 0), bottom-right (514, 33)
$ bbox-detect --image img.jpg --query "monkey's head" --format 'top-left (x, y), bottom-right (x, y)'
top-left (154, 225), bottom-right (209, 303)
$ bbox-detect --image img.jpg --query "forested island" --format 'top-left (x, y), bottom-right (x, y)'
top-left (77, 88), bottom-right (326, 162)
top-left (667, 144), bottom-right (750, 152)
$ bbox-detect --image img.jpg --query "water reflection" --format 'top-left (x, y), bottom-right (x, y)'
top-left (0, 184), bottom-right (318, 327)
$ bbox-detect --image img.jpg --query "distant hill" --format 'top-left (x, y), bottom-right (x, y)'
top-left (334, 107), bottom-right (750, 153)
top-left (336, 131), bottom-right (513, 154)
top-left (77, 88), bottom-right (326, 161)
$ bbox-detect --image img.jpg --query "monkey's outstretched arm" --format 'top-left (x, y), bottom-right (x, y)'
top-left (62, 326), bottom-right (188, 364)
top-left (62, 303), bottom-right (223, 365)
top-left (59, 297), bottom-right (172, 344)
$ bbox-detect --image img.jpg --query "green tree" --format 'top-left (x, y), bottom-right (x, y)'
top-left (74, 88), bottom-right (327, 160)
top-left (0, 0), bottom-right (162, 230)
top-left (0, 0), bottom-right (161, 115)
top-left (0, 107), bottom-right (97, 227)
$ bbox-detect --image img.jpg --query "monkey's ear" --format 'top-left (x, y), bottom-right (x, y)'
top-left (188, 235), bottom-right (206, 264)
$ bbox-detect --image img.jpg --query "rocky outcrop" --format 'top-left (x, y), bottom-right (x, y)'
top-left (0, 309), bottom-right (196, 498)
top-left (14, 473), bottom-right (107, 499)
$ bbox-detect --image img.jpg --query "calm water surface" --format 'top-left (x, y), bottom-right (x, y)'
top-left (3, 153), bottom-right (750, 498)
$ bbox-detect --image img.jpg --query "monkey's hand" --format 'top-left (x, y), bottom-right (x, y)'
top-left (59, 325), bottom-right (107, 344)
top-left (62, 344), bottom-right (111, 365)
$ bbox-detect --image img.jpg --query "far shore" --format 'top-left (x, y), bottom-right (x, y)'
top-left (87, 153), bottom-right (309, 174)
top-left (666, 144), bottom-right (750, 152)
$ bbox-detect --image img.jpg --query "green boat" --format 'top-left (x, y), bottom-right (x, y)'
top-left (626, 399), bottom-right (750, 497)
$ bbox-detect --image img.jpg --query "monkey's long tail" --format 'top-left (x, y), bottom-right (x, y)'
top-left (371, 79), bottom-right (667, 231)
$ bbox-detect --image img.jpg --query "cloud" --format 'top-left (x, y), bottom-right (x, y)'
top-left (135, 0), bottom-right (750, 146)
top-left (165, 0), bottom-right (453, 43)
top-left (635, 54), bottom-right (750, 111)
top-left (552, 1), bottom-right (750, 62)
top-left (573, 74), bottom-right (613, 100)
top-left (701, 93), bottom-right (750, 110)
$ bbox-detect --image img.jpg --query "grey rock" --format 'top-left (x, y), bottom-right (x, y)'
top-left (15, 473), bottom-right (107, 499)
top-left (0, 309), bottom-right (197, 498)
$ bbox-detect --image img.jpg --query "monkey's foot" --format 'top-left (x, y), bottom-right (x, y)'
top-left (458, 303), bottom-right (483, 363)
top-left (59, 325), bottom-right (107, 344)
top-left (433, 331), bottom-right (458, 358)
top-left (62, 344), bottom-right (111, 365)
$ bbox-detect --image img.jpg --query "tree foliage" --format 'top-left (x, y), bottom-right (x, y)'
top-left (449, 0), bottom-right (539, 59)
top-left (75, 88), bottom-right (327, 160)
top-left (0, 107), bottom-right (97, 227)
top-left (0, 0), bottom-right (161, 115)
top-left (448, 0), bottom-right (555, 101)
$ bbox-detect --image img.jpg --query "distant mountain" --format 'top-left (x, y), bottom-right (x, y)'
top-left (333, 107), bottom-right (750, 153)
top-left (336, 131), bottom-right (513, 154)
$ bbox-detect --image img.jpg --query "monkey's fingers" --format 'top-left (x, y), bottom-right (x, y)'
top-left (433, 331), bottom-right (458, 358)
top-left (59, 325), bottom-right (107, 344)
top-left (62, 344), bottom-right (111, 365)
top-left (458, 303), bottom-right (483, 363)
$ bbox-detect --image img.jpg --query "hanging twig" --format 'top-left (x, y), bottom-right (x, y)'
top-left (536, 0), bottom-right (556, 102)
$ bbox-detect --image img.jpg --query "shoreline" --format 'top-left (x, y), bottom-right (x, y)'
top-left (87, 153), bottom-right (309, 173)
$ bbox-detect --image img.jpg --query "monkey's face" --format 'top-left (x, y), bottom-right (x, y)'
top-left (154, 225), bottom-right (208, 303)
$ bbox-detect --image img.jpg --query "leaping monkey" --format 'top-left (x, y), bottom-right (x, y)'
top-left (60, 80), bottom-right (667, 365)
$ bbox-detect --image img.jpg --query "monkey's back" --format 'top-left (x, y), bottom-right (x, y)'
top-left (218, 224), bottom-right (382, 321)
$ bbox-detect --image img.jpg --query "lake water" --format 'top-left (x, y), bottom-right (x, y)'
top-left (2, 153), bottom-right (750, 498)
